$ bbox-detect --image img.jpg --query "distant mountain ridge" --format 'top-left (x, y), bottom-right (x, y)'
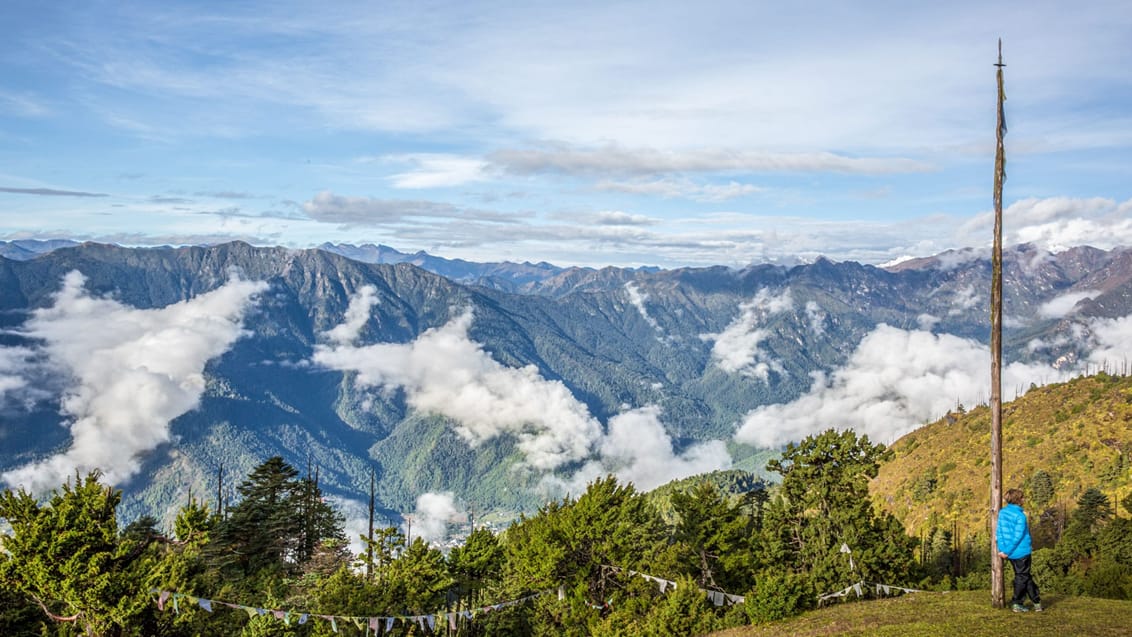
top-left (1, 241), bottom-right (1131, 529)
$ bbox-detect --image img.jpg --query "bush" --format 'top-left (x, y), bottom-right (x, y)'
top-left (954, 569), bottom-right (990, 591)
top-left (1084, 560), bottom-right (1132, 600)
top-left (744, 571), bottom-right (813, 624)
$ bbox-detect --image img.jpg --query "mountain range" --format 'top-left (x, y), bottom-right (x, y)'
top-left (1, 240), bottom-right (1130, 534)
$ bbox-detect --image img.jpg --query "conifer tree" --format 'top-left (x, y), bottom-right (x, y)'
top-left (760, 429), bottom-right (916, 595)
top-left (207, 457), bottom-right (345, 579)
top-left (0, 472), bottom-right (156, 636)
top-left (669, 482), bottom-right (759, 592)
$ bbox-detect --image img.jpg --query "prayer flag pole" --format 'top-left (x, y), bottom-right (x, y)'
top-left (989, 38), bottom-right (1007, 609)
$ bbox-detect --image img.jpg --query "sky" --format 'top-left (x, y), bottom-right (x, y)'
top-left (3, 0), bottom-right (1132, 268)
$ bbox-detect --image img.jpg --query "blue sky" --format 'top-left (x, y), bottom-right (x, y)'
top-left (2, 0), bottom-right (1132, 268)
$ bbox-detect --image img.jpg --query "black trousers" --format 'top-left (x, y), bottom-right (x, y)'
top-left (1008, 554), bottom-right (1040, 605)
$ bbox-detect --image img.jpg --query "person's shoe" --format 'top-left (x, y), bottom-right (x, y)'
top-left (1012, 604), bottom-right (1029, 613)
top-left (1033, 603), bottom-right (1043, 612)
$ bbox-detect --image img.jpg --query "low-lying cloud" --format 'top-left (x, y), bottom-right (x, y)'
top-left (408, 492), bottom-right (463, 545)
top-left (1, 271), bottom-right (267, 493)
top-left (0, 346), bottom-right (34, 402)
top-left (547, 406), bottom-right (730, 495)
top-left (702, 289), bottom-right (793, 381)
top-left (314, 291), bottom-right (730, 491)
top-left (314, 307), bottom-right (604, 471)
top-left (1085, 314), bottom-right (1132, 370)
top-left (1038, 290), bottom-right (1099, 319)
top-left (625, 282), bottom-right (662, 334)
top-left (734, 324), bottom-right (1063, 448)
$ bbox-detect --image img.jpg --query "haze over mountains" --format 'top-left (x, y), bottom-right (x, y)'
top-left (1, 240), bottom-right (1131, 538)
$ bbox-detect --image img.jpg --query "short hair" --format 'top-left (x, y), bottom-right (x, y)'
top-left (1004, 488), bottom-right (1024, 505)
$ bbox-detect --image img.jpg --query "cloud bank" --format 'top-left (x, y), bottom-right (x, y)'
top-left (1, 271), bottom-right (267, 493)
top-left (314, 308), bottom-right (604, 471)
top-left (734, 324), bottom-right (1065, 448)
top-left (547, 406), bottom-right (730, 495)
top-left (0, 346), bottom-right (34, 402)
top-left (1085, 315), bottom-right (1132, 370)
top-left (1038, 290), bottom-right (1100, 319)
top-left (314, 292), bottom-right (730, 490)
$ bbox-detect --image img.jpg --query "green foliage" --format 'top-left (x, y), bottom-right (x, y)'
top-left (762, 430), bottom-right (916, 595)
top-left (1028, 469), bottom-right (1056, 510)
top-left (669, 481), bottom-right (760, 592)
top-left (502, 476), bottom-right (666, 599)
top-left (207, 457), bottom-right (345, 579)
top-left (0, 472), bottom-right (159, 636)
top-left (380, 537), bottom-right (453, 614)
top-left (633, 576), bottom-right (720, 636)
top-left (448, 525), bottom-right (505, 627)
top-left (745, 570), bottom-right (813, 624)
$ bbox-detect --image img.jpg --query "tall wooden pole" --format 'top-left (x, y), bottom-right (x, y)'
top-left (990, 38), bottom-right (1007, 609)
top-left (367, 464), bottom-right (376, 580)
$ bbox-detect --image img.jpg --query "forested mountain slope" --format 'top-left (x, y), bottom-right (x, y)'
top-left (1, 241), bottom-right (1130, 527)
top-left (872, 372), bottom-right (1132, 538)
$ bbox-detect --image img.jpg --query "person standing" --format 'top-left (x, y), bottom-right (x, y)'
top-left (996, 487), bottom-right (1042, 612)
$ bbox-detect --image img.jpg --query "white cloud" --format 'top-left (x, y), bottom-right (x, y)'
top-left (576, 210), bottom-right (658, 226)
top-left (702, 289), bottom-right (793, 380)
top-left (934, 248), bottom-right (986, 271)
top-left (387, 155), bottom-right (492, 189)
top-left (324, 495), bottom-right (377, 559)
top-left (407, 491), bottom-right (463, 545)
top-left (917, 314), bottom-right (941, 331)
top-left (0, 346), bottom-right (34, 402)
top-left (948, 285), bottom-right (979, 316)
top-left (325, 285), bottom-right (379, 345)
top-left (734, 324), bottom-right (1064, 448)
top-left (805, 300), bottom-right (825, 336)
top-left (313, 307), bottom-right (604, 470)
top-left (625, 282), bottom-right (661, 333)
top-left (1085, 315), bottom-right (1132, 370)
top-left (492, 145), bottom-right (929, 177)
top-left (2, 271), bottom-right (267, 493)
top-left (959, 197), bottom-right (1132, 254)
top-left (596, 177), bottom-right (763, 202)
top-left (315, 289), bottom-right (732, 491)
top-left (1038, 290), bottom-right (1099, 319)
top-left (546, 406), bottom-right (731, 494)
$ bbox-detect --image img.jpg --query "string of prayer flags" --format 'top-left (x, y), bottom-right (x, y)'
top-left (150, 588), bottom-right (545, 632)
top-left (817, 580), bottom-right (931, 606)
top-left (601, 565), bottom-right (746, 606)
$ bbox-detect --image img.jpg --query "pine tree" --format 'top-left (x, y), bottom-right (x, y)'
top-left (207, 457), bottom-right (345, 579)
top-left (448, 526), bottom-right (504, 627)
top-left (760, 429), bottom-right (916, 595)
top-left (1028, 470), bottom-right (1055, 510)
top-left (669, 482), bottom-right (758, 592)
top-left (0, 472), bottom-right (157, 636)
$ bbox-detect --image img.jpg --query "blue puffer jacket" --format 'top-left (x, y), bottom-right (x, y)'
top-left (996, 503), bottom-right (1032, 559)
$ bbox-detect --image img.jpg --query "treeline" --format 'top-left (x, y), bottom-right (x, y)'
top-left (1, 429), bottom-right (1130, 636)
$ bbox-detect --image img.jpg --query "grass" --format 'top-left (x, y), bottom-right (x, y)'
top-left (710, 590), bottom-right (1132, 637)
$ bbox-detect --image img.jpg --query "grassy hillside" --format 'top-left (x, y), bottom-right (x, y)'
top-left (870, 373), bottom-right (1132, 538)
top-left (712, 590), bottom-right (1132, 637)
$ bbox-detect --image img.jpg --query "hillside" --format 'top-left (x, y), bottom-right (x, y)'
top-left (713, 590), bottom-right (1132, 637)
top-left (871, 373), bottom-right (1132, 538)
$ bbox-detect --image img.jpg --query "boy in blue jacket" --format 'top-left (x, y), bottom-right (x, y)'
top-left (996, 487), bottom-right (1042, 612)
